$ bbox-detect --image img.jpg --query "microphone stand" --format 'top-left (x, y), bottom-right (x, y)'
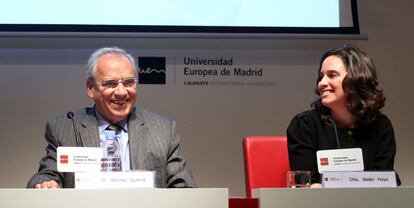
top-left (67, 112), bottom-right (83, 147)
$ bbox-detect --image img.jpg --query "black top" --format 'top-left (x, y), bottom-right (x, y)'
top-left (287, 109), bottom-right (400, 185)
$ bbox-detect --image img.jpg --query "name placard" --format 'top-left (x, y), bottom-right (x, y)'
top-left (75, 171), bottom-right (156, 189)
top-left (57, 147), bottom-right (103, 172)
top-left (322, 171), bottom-right (397, 188)
top-left (317, 148), bottom-right (364, 173)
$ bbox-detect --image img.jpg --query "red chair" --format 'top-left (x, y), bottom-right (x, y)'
top-left (243, 136), bottom-right (290, 198)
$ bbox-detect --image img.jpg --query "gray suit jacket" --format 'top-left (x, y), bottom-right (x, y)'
top-left (27, 107), bottom-right (196, 188)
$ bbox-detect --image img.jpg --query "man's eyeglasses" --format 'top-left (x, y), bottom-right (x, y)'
top-left (97, 77), bottom-right (137, 90)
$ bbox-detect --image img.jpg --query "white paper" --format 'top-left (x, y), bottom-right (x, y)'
top-left (322, 171), bottom-right (397, 188)
top-left (57, 147), bottom-right (103, 172)
top-left (75, 171), bottom-right (155, 189)
top-left (316, 148), bottom-right (364, 173)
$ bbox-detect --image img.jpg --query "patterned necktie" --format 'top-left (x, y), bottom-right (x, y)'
top-left (103, 124), bottom-right (122, 171)
top-left (107, 124), bottom-right (122, 135)
top-left (106, 124), bottom-right (121, 155)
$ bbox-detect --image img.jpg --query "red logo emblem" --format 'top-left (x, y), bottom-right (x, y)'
top-left (320, 157), bottom-right (329, 166)
top-left (60, 155), bottom-right (69, 164)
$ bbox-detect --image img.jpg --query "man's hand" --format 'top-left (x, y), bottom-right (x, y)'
top-left (310, 183), bottom-right (322, 188)
top-left (34, 180), bottom-right (60, 189)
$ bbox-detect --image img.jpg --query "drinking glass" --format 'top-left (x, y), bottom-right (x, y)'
top-left (287, 171), bottom-right (311, 188)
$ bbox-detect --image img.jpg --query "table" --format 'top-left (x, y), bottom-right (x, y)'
top-left (0, 188), bottom-right (228, 208)
top-left (253, 187), bottom-right (414, 208)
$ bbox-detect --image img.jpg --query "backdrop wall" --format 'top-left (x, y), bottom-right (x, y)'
top-left (0, 0), bottom-right (412, 196)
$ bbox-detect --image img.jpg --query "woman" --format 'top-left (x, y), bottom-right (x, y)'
top-left (287, 44), bottom-right (400, 186)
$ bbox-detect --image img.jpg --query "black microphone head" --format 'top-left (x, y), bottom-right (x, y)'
top-left (67, 111), bottom-right (75, 119)
top-left (321, 114), bottom-right (336, 126)
top-left (321, 114), bottom-right (329, 121)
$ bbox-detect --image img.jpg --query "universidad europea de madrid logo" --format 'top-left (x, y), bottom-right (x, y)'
top-left (138, 57), bottom-right (166, 84)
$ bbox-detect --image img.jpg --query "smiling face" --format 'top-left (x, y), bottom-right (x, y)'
top-left (87, 53), bottom-right (137, 124)
top-left (317, 55), bottom-right (348, 110)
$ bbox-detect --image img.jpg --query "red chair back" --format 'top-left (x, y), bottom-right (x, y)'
top-left (243, 136), bottom-right (290, 198)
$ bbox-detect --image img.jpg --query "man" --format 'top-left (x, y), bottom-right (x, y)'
top-left (27, 47), bottom-right (196, 188)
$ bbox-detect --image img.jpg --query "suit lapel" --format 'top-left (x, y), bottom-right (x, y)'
top-left (75, 107), bottom-right (148, 168)
top-left (128, 108), bottom-right (148, 170)
top-left (78, 108), bottom-right (100, 147)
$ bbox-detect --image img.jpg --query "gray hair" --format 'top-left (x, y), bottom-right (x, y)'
top-left (86, 47), bottom-right (137, 80)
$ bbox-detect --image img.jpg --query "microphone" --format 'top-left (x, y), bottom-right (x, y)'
top-left (322, 115), bottom-right (340, 149)
top-left (67, 112), bottom-right (83, 147)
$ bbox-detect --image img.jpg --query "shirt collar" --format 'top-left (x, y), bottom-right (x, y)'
top-left (95, 109), bottom-right (128, 134)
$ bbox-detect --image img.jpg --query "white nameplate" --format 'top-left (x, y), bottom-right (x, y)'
top-left (322, 171), bottom-right (397, 188)
top-left (75, 171), bottom-right (155, 189)
top-left (57, 147), bottom-right (103, 172)
top-left (317, 148), bottom-right (364, 173)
